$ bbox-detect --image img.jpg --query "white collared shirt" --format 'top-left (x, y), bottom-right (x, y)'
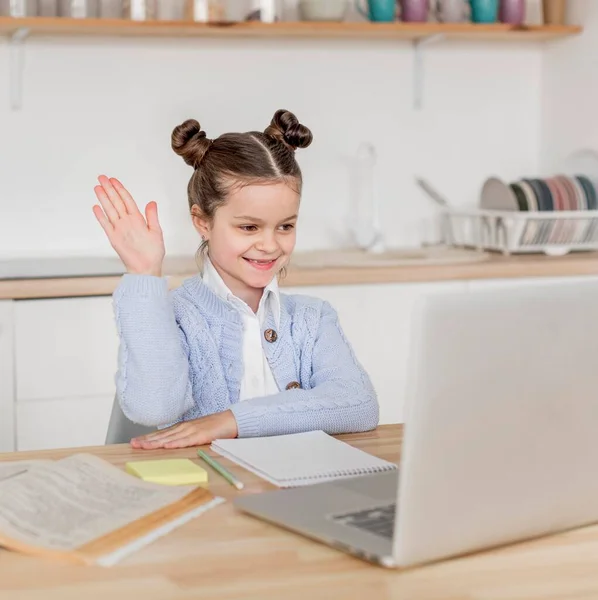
top-left (202, 257), bottom-right (280, 401)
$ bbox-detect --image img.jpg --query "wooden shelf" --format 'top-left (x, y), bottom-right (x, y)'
top-left (0, 17), bottom-right (582, 111)
top-left (0, 17), bottom-right (583, 41)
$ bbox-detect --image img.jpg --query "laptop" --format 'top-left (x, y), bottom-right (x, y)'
top-left (234, 279), bottom-right (598, 568)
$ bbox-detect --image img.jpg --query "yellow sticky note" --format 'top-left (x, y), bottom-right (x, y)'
top-left (125, 459), bottom-right (208, 486)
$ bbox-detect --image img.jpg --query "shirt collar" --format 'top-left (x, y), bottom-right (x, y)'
top-left (202, 256), bottom-right (281, 328)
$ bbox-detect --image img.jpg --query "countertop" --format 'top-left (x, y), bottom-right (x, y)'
top-left (3, 425), bottom-right (598, 600)
top-left (1, 250), bottom-right (598, 300)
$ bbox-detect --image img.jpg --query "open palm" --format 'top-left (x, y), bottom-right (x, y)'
top-left (93, 175), bottom-right (165, 277)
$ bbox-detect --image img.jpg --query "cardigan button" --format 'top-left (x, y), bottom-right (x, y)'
top-left (286, 381), bottom-right (301, 390)
top-left (264, 328), bottom-right (278, 343)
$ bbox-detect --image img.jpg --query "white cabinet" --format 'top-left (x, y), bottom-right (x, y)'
top-left (15, 297), bottom-right (119, 401)
top-left (14, 296), bottom-right (119, 451)
top-left (284, 281), bottom-right (467, 425)
top-left (16, 395), bottom-right (115, 452)
top-left (0, 301), bottom-right (15, 452)
top-left (7, 272), bottom-right (597, 450)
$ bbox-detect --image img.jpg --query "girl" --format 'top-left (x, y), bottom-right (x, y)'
top-left (93, 109), bottom-right (379, 450)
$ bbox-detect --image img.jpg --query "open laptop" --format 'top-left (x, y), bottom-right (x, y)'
top-left (234, 279), bottom-right (598, 568)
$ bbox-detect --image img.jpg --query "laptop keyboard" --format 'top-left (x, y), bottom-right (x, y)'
top-left (331, 503), bottom-right (396, 540)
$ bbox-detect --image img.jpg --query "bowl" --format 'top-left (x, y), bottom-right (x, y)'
top-left (298, 0), bottom-right (349, 22)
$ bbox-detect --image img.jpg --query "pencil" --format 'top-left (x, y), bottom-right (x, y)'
top-left (197, 449), bottom-right (244, 490)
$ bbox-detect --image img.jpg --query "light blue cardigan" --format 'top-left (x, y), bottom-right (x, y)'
top-left (113, 274), bottom-right (379, 438)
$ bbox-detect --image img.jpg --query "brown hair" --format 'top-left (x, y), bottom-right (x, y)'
top-left (171, 109), bottom-right (313, 226)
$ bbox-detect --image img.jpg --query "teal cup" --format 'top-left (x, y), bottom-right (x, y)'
top-left (470, 0), bottom-right (499, 22)
top-left (356, 0), bottom-right (397, 22)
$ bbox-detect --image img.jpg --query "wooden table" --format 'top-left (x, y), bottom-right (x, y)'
top-left (2, 424), bottom-right (598, 600)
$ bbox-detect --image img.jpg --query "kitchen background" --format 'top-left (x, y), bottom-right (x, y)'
top-left (0, 0), bottom-right (571, 259)
top-left (1, 0), bottom-right (597, 452)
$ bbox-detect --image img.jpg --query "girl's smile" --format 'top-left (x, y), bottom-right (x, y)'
top-left (243, 257), bottom-right (279, 270)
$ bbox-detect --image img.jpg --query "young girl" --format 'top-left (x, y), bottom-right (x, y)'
top-left (93, 109), bottom-right (379, 450)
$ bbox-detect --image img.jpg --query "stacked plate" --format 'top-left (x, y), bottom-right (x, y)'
top-left (480, 175), bottom-right (598, 212)
top-left (444, 151), bottom-right (598, 254)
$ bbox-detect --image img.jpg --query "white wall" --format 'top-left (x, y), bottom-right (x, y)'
top-left (542, 1), bottom-right (597, 173)
top-left (0, 10), bottom-right (542, 259)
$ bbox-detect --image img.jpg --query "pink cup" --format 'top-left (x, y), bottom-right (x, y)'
top-left (400, 0), bottom-right (429, 22)
top-left (499, 0), bottom-right (525, 24)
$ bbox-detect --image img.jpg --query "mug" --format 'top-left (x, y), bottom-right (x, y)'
top-left (543, 0), bottom-right (566, 25)
top-left (469, 0), bottom-right (498, 22)
top-left (356, 0), bottom-right (397, 22)
top-left (499, 0), bottom-right (525, 23)
top-left (400, 0), bottom-right (428, 22)
top-left (436, 0), bottom-right (468, 22)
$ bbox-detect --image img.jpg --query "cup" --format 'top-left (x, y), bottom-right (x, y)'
top-left (499, 0), bottom-right (525, 23)
top-left (58, 0), bottom-right (99, 17)
top-left (400, 0), bottom-right (428, 21)
top-left (187, 0), bottom-right (226, 22)
top-left (0, 0), bottom-right (37, 15)
top-left (542, 0), bottom-right (566, 24)
top-left (356, 0), bottom-right (397, 22)
top-left (469, 0), bottom-right (498, 22)
top-left (435, 0), bottom-right (468, 22)
top-left (299, 0), bottom-right (349, 21)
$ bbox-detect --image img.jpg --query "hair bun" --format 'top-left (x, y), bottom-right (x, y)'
top-left (265, 109), bottom-right (313, 151)
top-left (171, 119), bottom-right (212, 168)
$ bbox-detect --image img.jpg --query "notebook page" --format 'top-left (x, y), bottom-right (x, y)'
top-left (211, 431), bottom-right (397, 487)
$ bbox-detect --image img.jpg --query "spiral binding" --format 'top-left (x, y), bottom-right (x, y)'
top-left (281, 463), bottom-right (398, 486)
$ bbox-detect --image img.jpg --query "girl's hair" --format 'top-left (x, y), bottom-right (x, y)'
top-left (171, 109), bottom-right (313, 221)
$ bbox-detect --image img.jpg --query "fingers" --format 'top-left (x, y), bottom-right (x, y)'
top-left (94, 185), bottom-right (120, 225)
top-left (130, 424), bottom-right (187, 449)
top-left (163, 435), bottom-right (201, 449)
top-left (111, 177), bottom-right (142, 216)
top-left (143, 429), bottom-right (187, 446)
top-left (97, 175), bottom-right (127, 219)
top-left (145, 201), bottom-right (162, 233)
top-left (130, 421), bottom-right (207, 450)
top-left (135, 432), bottom-right (196, 450)
top-left (92, 205), bottom-right (113, 234)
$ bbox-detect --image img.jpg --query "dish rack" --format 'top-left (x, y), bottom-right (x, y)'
top-left (442, 209), bottom-right (598, 255)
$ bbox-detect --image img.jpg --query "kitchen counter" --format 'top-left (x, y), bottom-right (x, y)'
top-left (1, 250), bottom-right (598, 300)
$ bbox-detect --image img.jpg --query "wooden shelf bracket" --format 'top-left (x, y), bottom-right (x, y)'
top-left (9, 27), bottom-right (30, 110)
top-left (413, 33), bottom-right (444, 110)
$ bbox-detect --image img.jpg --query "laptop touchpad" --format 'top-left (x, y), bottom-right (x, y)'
top-left (331, 471), bottom-right (399, 502)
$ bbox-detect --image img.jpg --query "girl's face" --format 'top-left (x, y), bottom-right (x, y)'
top-left (193, 182), bottom-right (299, 305)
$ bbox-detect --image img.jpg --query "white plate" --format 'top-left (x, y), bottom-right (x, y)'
top-left (479, 177), bottom-right (519, 210)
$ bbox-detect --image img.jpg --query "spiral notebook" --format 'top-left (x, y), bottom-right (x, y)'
top-left (210, 430), bottom-right (397, 488)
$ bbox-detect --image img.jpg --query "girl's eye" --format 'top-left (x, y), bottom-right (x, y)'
top-left (240, 225), bottom-right (258, 232)
top-left (280, 223), bottom-right (295, 231)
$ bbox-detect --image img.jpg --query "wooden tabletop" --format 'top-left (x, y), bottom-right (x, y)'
top-left (2, 251), bottom-right (598, 300)
top-left (2, 424), bottom-right (598, 599)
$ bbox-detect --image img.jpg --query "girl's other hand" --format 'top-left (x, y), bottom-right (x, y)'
top-left (130, 410), bottom-right (239, 450)
top-left (93, 175), bottom-right (165, 277)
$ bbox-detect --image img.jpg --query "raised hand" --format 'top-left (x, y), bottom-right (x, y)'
top-left (93, 175), bottom-right (165, 277)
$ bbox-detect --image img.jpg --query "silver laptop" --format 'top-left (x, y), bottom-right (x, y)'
top-left (234, 279), bottom-right (598, 568)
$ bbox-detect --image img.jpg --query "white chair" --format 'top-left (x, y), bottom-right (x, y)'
top-left (105, 396), bottom-right (153, 445)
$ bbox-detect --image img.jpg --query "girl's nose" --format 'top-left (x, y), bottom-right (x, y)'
top-left (256, 231), bottom-right (278, 253)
